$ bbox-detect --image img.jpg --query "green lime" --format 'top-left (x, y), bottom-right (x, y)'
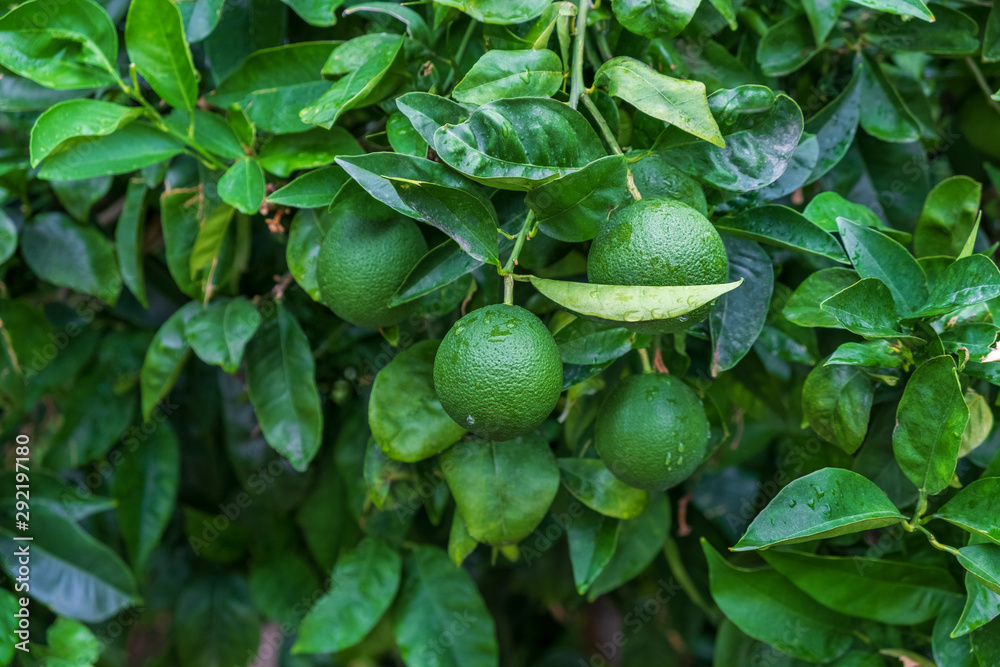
top-left (594, 373), bottom-right (709, 490)
top-left (433, 304), bottom-right (563, 441)
top-left (316, 212), bottom-right (427, 329)
top-left (587, 197), bottom-right (729, 333)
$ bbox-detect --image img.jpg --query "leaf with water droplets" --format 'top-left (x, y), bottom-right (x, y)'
top-left (733, 467), bottom-right (906, 551)
top-left (528, 276), bottom-right (742, 324)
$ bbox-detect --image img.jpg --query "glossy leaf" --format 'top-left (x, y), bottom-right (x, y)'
top-left (30, 100), bottom-right (143, 167)
top-left (784, 268), bottom-right (859, 328)
top-left (387, 111), bottom-right (428, 157)
top-left (112, 421), bottom-right (179, 573)
top-left (710, 238), bottom-right (773, 376)
top-left (390, 240), bottom-right (485, 307)
top-left (703, 540), bottom-right (855, 662)
top-left (286, 208), bottom-right (332, 301)
top-left (393, 546), bottom-right (499, 667)
top-left (294, 538), bottom-right (401, 653)
top-left (958, 545), bottom-right (1000, 596)
top-left (164, 108), bottom-right (244, 159)
top-left (258, 127), bottom-right (361, 178)
top-left (184, 297), bottom-right (262, 373)
top-left (953, 569), bottom-right (1000, 638)
top-left (552, 318), bottom-right (634, 366)
top-left (342, 3), bottom-right (431, 43)
top-left (433, 0), bottom-right (549, 24)
top-left (125, 0), bottom-right (200, 109)
top-left (718, 206), bottom-right (849, 264)
top-left (893, 355), bottom-right (969, 495)
top-left (837, 217), bottom-right (927, 315)
top-left (21, 213), bottom-right (122, 304)
top-left (245, 305), bottom-right (323, 472)
top-left (268, 165), bottom-right (350, 209)
top-left (454, 49), bottom-right (563, 105)
top-left (441, 433), bottom-right (560, 545)
top-left (595, 56), bottom-right (723, 147)
top-left (567, 504), bottom-right (619, 595)
top-left (525, 155), bottom-right (629, 242)
top-left (557, 458), bottom-right (648, 520)
top-left (859, 52), bottom-right (920, 143)
top-left (612, 0), bottom-right (699, 37)
top-left (280, 0), bottom-right (345, 26)
top-left (913, 255), bottom-right (1000, 318)
top-left (805, 68), bottom-right (862, 183)
top-left (396, 92), bottom-right (470, 146)
top-left (140, 302), bottom-right (200, 419)
top-left (762, 549), bottom-right (960, 624)
top-left (114, 179), bottom-right (148, 307)
top-left (826, 339), bottom-right (908, 368)
top-left (177, 0), bottom-right (226, 42)
top-left (733, 467), bottom-right (906, 550)
top-left (757, 15), bottom-right (818, 77)
top-left (36, 123), bottom-right (184, 180)
top-left (869, 5), bottom-right (978, 55)
top-left (821, 278), bottom-right (909, 339)
top-left (218, 157), bottom-right (266, 215)
top-left (160, 190), bottom-right (211, 298)
top-left (0, 0), bottom-right (120, 89)
top-left (803, 363), bottom-right (874, 454)
top-left (369, 340), bottom-right (466, 462)
top-left (433, 97), bottom-right (605, 190)
top-left (934, 478), bottom-right (1000, 545)
top-left (804, 191), bottom-right (885, 232)
top-left (529, 276), bottom-right (743, 324)
top-left (852, 0), bottom-right (933, 20)
top-left (913, 176), bottom-right (982, 259)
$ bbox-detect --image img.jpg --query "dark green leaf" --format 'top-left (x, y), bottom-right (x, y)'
top-left (588, 492), bottom-right (671, 600)
top-left (869, 4), bottom-right (978, 55)
top-left (184, 297), bottom-right (261, 373)
top-left (913, 176), bottom-right (982, 259)
top-left (710, 238), bottom-right (773, 375)
top-left (294, 538), bottom-right (401, 653)
top-left (177, 0), bottom-right (226, 42)
top-left (859, 52), bottom-right (920, 143)
top-left (803, 363), bottom-right (874, 454)
top-left (140, 302), bottom-right (200, 419)
top-left (612, 0), bottom-right (700, 37)
top-left (369, 340), bottom-right (466, 462)
top-left (36, 123), bottom-right (184, 180)
top-left (953, 569), bottom-right (1000, 638)
top-left (51, 175), bottom-right (112, 222)
top-left (733, 467), bottom-right (906, 550)
top-left (893, 355), bottom-right (968, 495)
top-left (342, 3), bottom-right (431, 43)
top-left (433, 0), bottom-right (549, 24)
top-left (553, 318), bottom-right (634, 366)
top-left (932, 598), bottom-right (978, 667)
top-left (853, 0), bottom-right (933, 20)
top-left (258, 127), bottom-right (361, 178)
top-left (784, 267), bottom-right (859, 328)
top-left (802, 0), bottom-right (848, 43)
top-left (268, 165), bottom-right (350, 209)
top-left (396, 92), bottom-right (470, 146)
top-left (175, 575), bottom-right (260, 667)
top-left (441, 433), bottom-right (560, 545)
top-left (821, 278), bottom-right (910, 339)
top-left (757, 15), bottom-right (818, 77)
top-left (525, 155), bottom-right (628, 242)
top-left (454, 49), bottom-right (563, 104)
top-left (245, 305), bottom-right (323, 471)
top-left (934, 478), bottom-right (1000, 545)
top-left (390, 240), bottom-right (484, 307)
top-left (567, 505), bottom-right (619, 595)
top-left (717, 205), bottom-right (849, 263)
top-left (448, 511), bottom-right (479, 566)
top-left (826, 339), bottom-right (909, 368)
top-left (160, 190), bottom-right (212, 298)
top-left (21, 213), bottom-right (122, 304)
top-left (280, 0), bottom-right (345, 26)
top-left (286, 208), bottom-right (332, 301)
top-left (218, 157), bottom-right (265, 215)
top-left (957, 544), bottom-right (1000, 596)
top-left (557, 458), bottom-right (648, 520)
top-left (387, 112), bottom-right (429, 157)
top-left (125, 0), bottom-right (200, 109)
top-left (0, 210), bottom-right (16, 265)
top-left (30, 100), bottom-right (143, 167)
top-left (837, 217), bottom-right (927, 316)
top-left (805, 68), bottom-right (862, 182)
top-left (913, 255), bottom-right (1000, 318)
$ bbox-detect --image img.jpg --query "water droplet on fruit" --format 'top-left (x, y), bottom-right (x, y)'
top-left (466, 415), bottom-right (475, 425)
top-left (677, 444), bottom-right (685, 452)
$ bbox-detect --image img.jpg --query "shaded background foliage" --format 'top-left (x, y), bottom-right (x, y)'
top-left (0, 0), bottom-right (999, 665)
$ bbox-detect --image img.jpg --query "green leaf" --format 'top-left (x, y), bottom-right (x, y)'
top-left (387, 112), bottom-right (428, 157)
top-left (733, 467), bottom-right (906, 550)
top-left (0, 209), bottom-right (16, 265)
top-left (567, 505), bottom-right (620, 595)
top-left (958, 544), bottom-right (1000, 596)
top-left (441, 433), bottom-right (560, 545)
top-left (280, 0), bottom-right (345, 26)
top-left (218, 157), bottom-right (265, 215)
top-left (803, 363), bottom-right (875, 454)
top-left (21, 213), bottom-right (122, 304)
top-left (140, 302), bottom-right (200, 419)
top-left (612, 0), bottom-right (700, 37)
top-left (757, 15), bottom-right (818, 77)
top-left (836, 217), bottom-right (927, 316)
top-left (249, 553), bottom-right (321, 626)
top-left (628, 150), bottom-right (707, 212)
top-left (43, 617), bottom-right (100, 664)
top-left (595, 56), bottom-right (723, 146)
top-left (51, 175), bottom-right (112, 222)
top-left (0, 471), bottom-right (114, 521)
top-left (0, 507), bottom-right (139, 622)
top-left (913, 255), bottom-right (1000, 318)
top-left (805, 67), bottom-right (862, 182)
top-left (557, 458), bottom-right (649, 520)
top-left (914, 176), bottom-right (982, 259)
top-left (454, 49), bottom-right (563, 105)
top-left (851, 0), bottom-right (933, 20)
top-left (175, 575), bottom-right (260, 667)
top-left (209, 42), bottom-right (335, 134)
top-left (804, 191), bottom-right (885, 233)
top-left (784, 267), bottom-right (859, 328)
top-left (933, 598), bottom-right (978, 666)
top-left (762, 550), bottom-right (960, 624)
top-left (268, 165), bottom-right (350, 209)
top-left (176, 0), bottom-right (226, 42)
top-left (0, 0), bottom-right (119, 89)
top-left (939, 324), bottom-right (999, 362)
top-left (36, 123), bottom-right (183, 180)
top-left (433, 97), bottom-right (606, 190)
top-left (718, 205), bottom-right (849, 264)
top-left (286, 208), bottom-right (332, 301)
top-left (390, 240), bottom-right (485, 307)
top-left (448, 511), bottom-right (479, 566)
top-left (343, 3), bottom-right (431, 43)
top-left (397, 92), bottom-right (470, 146)
top-left (704, 540), bottom-right (854, 661)
top-left (369, 340), bottom-right (466, 462)
top-left (245, 304), bottom-right (323, 472)
top-left (858, 52), bottom-right (920, 143)
top-left (162, 109), bottom-right (244, 160)
top-left (869, 4), bottom-right (978, 55)
top-left (657, 87), bottom-right (804, 192)
top-left (184, 297), bottom-right (262, 373)
top-left (953, 570), bottom-right (1000, 638)
top-left (528, 276), bottom-right (743, 324)
top-left (30, 100), bottom-right (144, 167)
top-left (552, 318), bottom-right (634, 365)
top-left (934, 478), bottom-right (1000, 546)
top-left (112, 421), bottom-right (179, 574)
top-left (803, 0), bottom-right (848, 44)
top-left (525, 155), bottom-right (628, 242)
top-left (294, 538), bottom-right (401, 654)
top-left (189, 201), bottom-right (234, 279)
top-left (258, 127), bottom-right (362, 178)
top-left (322, 33), bottom-right (402, 75)
top-left (893, 355), bottom-right (969, 495)
top-left (393, 546), bottom-right (499, 667)
top-left (821, 278), bottom-right (910, 339)
top-left (826, 340), bottom-right (909, 368)
top-left (300, 37), bottom-right (405, 129)
top-left (710, 238), bottom-right (774, 375)
top-left (959, 391), bottom-right (992, 458)
top-left (433, 0), bottom-right (549, 24)
top-left (588, 492), bottom-right (671, 600)
top-left (986, 2), bottom-right (1000, 62)
top-left (125, 0), bottom-right (200, 110)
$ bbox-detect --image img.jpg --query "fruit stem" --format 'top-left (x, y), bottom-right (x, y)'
top-left (664, 536), bottom-right (723, 625)
top-left (569, 0), bottom-right (590, 110)
top-left (637, 348), bottom-right (654, 374)
top-left (501, 211), bottom-right (535, 275)
top-left (503, 273), bottom-right (514, 305)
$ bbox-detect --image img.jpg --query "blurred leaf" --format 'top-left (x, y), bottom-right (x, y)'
top-left (433, 0), bottom-right (549, 24)
top-left (567, 504), bottom-right (619, 595)
top-left (21, 213), bottom-right (122, 304)
top-left (588, 492), bottom-right (671, 599)
top-left (757, 15), bottom-right (817, 76)
top-left (859, 53), bottom-right (920, 143)
top-left (141, 302), bottom-right (200, 419)
top-left (805, 68), bottom-right (862, 182)
top-left (612, 0), bottom-right (699, 37)
top-left (280, 0), bottom-right (344, 26)
top-left (175, 575), bottom-right (260, 667)
top-left (218, 157), bottom-right (265, 215)
top-left (36, 123), bottom-right (184, 180)
top-left (184, 297), bottom-right (261, 373)
top-left (869, 4), bottom-right (978, 55)
top-left (114, 180), bottom-right (149, 306)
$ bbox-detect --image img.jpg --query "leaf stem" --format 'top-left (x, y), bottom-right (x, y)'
top-left (966, 57), bottom-right (1000, 115)
top-left (569, 0), bottom-right (590, 110)
top-left (914, 524), bottom-right (961, 556)
top-left (664, 536), bottom-right (723, 625)
top-left (444, 18), bottom-right (478, 92)
top-left (501, 211), bottom-right (535, 275)
top-left (638, 348), bottom-right (653, 374)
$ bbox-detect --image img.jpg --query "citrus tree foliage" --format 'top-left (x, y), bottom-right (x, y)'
top-left (1, 0), bottom-right (1000, 664)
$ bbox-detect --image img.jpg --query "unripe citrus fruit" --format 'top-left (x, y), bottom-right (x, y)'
top-left (316, 213), bottom-right (427, 329)
top-left (587, 198), bottom-right (728, 333)
top-left (433, 304), bottom-right (563, 441)
top-left (595, 373), bottom-right (709, 490)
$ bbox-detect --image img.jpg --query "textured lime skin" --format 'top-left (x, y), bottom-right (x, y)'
top-left (316, 213), bottom-right (427, 329)
top-left (587, 198), bottom-right (729, 333)
top-left (594, 373), bottom-right (709, 491)
top-left (433, 304), bottom-right (563, 441)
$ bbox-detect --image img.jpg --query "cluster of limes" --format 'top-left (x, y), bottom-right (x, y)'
top-left (317, 197), bottom-right (727, 491)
